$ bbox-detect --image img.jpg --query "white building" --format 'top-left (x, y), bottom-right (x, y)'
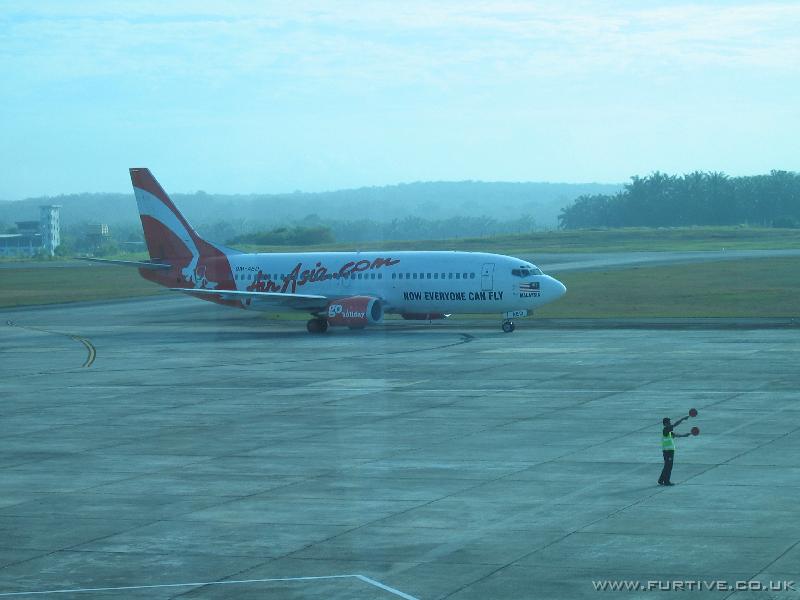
top-left (41, 205), bottom-right (61, 255)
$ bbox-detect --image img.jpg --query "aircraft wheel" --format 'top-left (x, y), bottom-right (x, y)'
top-left (307, 318), bottom-right (329, 334)
top-left (502, 320), bottom-right (515, 333)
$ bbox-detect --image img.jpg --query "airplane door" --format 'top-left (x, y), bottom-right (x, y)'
top-left (481, 263), bottom-right (494, 291)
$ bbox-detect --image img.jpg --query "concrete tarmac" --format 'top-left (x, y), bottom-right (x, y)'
top-left (1, 297), bottom-right (799, 599)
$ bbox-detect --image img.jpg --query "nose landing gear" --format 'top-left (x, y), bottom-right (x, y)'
top-left (306, 318), bottom-right (329, 334)
top-left (501, 310), bottom-right (526, 333)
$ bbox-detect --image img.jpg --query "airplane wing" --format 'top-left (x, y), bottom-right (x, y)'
top-left (169, 287), bottom-right (330, 311)
top-left (77, 257), bottom-right (172, 270)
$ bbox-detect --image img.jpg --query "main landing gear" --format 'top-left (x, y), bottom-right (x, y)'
top-left (306, 318), bottom-right (329, 334)
top-left (502, 320), bottom-right (515, 333)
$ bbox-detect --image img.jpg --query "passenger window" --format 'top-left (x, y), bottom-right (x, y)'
top-left (463, 273), bottom-right (468, 279)
top-left (378, 273), bottom-right (382, 279)
top-left (448, 273), bottom-right (453, 279)
top-left (392, 273), bottom-right (396, 279)
top-left (427, 273), bottom-right (431, 279)
top-left (413, 273), bottom-right (417, 279)
top-left (434, 273), bottom-right (438, 279)
top-left (455, 273), bottom-right (460, 279)
top-left (371, 273), bottom-right (375, 279)
top-left (470, 273), bottom-right (475, 279)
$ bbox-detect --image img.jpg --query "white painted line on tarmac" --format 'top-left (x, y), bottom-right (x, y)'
top-left (0, 574), bottom-right (421, 599)
top-left (355, 575), bottom-right (421, 599)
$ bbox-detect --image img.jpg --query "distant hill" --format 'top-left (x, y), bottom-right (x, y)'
top-left (0, 181), bottom-right (621, 240)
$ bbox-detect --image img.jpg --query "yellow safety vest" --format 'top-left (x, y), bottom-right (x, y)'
top-left (662, 432), bottom-right (675, 451)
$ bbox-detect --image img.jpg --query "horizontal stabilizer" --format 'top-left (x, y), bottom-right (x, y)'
top-left (77, 257), bottom-right (172, 270)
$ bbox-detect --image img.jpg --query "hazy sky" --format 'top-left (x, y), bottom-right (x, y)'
top-left (1, 1), bottom-right (798, 199)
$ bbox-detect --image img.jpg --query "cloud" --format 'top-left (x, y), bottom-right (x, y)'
top-left (2, 0), bottom-right (799, 95)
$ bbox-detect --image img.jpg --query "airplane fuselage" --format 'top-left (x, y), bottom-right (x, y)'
top-left (226, 251), bottom-right (565, 315)
top-left (114, 168), bottom-right (566, 333)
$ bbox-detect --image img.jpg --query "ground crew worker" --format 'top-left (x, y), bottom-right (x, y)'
top-left (659, 416), bottom-right (691, 486)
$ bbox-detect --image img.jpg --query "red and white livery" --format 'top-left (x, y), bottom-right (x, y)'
top-left (86, 168), bottom-right (566, 333)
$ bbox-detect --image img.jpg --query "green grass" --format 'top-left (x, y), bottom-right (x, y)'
top-left (235, 226), bottom-right (800, 254)
top-left (535, 257), bottom-right (800, 318)
top-left (0, 266), bottom-right (160, 308)
top-left (1, 226), bottom-right (798, 265)
top-left (1, 257), bottom-right (797, 317)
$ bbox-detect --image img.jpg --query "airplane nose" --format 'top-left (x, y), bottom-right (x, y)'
top-left (549, 276), bottom-right (566, 298)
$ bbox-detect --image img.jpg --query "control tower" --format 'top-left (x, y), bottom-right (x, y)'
top-left (40, 205), bottom-right (61, 256)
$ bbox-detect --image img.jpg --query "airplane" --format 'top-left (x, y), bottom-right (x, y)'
top-left (84, 168), bottom-right (566, 333)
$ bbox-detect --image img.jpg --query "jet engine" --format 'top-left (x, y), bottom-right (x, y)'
top-left (326, 296), bottom-right (383, 327)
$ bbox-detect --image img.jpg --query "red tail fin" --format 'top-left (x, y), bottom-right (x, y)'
top-left (130, 168), bottom-right (235, 292)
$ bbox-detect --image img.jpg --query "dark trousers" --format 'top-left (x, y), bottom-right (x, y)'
top-left (659, 450), bottom-right (674, 483)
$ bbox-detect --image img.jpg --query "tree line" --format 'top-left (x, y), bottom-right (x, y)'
top-left (558, 171), bottom-right (800, 229)
top-left (307, 214), bottom-right (541, 243)
top-left (226, 214), bottom-right (541, 247)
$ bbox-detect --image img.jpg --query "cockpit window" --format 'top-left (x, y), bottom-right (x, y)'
top-left (512, 265), bottom-right (543, 277)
